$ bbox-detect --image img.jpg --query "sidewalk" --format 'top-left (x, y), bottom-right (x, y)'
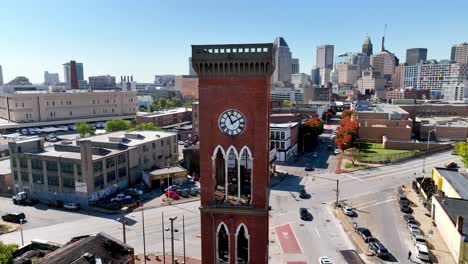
top-left (135, 253), bottom-right (201, 264)
top-left (402, 184), bottom-right (455, 264)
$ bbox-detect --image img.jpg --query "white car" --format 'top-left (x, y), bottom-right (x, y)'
top-left (342, 206), bottom-right (354, 216)
top-left (415, 244), bottom-right (430, 261)
top-left (334, 149), bottom-right (340, 154)
top-left (411, 233), bottom-right (426, 245)
top-left (110, 194), bottom-right (131, 202)
top-left (408, 223), bottom-right (421, 235)
top-left (318, 256), bottom-right (333, 264)
top-left (64, 203), bottom-right (80, 211)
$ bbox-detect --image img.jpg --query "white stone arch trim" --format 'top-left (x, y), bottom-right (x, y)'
top-left (235, 223), bottom-right (250, 264)
top-left (216, 221), bottom-right (230, 263)
top-left (225, 145), bottom-right (239, 203)
top-left (239, 146), bottom-right (253, 159)
top-left (239, 146), bottom-right (253, 205)
top-left (226, 145), bottom-right (239, 158)
top-left (212, 145), bottom-right (226, 160)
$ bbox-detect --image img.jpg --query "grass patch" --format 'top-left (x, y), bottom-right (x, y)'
top-left (358, 142), bottom-right (417, 162)
top-left (344, 162), bottom-right (367, 169)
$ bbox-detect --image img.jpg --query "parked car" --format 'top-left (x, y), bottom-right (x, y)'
top-left (165, 190), bottom-right (180, 199)
top-left (318, 256), bottom-right (333, 264)
top-left (110, 194), bottom-right (131, 202)
top-left (64, 203), bottom-right (80, 211)
top-left (178, 140), bottom-right (185, 145)
top-left (415, 244), bottom-right (430, 261)
top-left (312, 152), bottom-right (318, 158)
top-left (356, 228), bottom-right (372, 243)
top-left (334, 149), bottom-right (340, 154)
top-left (299, 189), bottom-right (309, 199)
top-left (124, 189), bottom-right (143, 198)
top-left (342, 206), bottom-right (354, 216)
top-left (187, 176), bottom-right (195, 185)
top-left (304, 164), bottom-right (314, 171)
top-left (408, 223), bottom-right (421, 235)
top-left (164, 185), bottom-right (178, 192)
top-left (189, 188), bottom-right (198, 196)
top-left (299, 208), bottom-right (312, 221)
top-left (403, 214), bottom-right (415, 223)
top-left (23, 198), bottom-right (39, 206)
top-left (411, 233), bottom-right (426, 245)
top-left (400, 203), bottom-right (411, 213)
top-left (47, 200), bottom-right (64, 208)
top-left (369, 242), bottom-right (389, 259)
top-left (2, 212), bottom-right (26, 223)
top-left (191, 186), bottom-right (200, 193)
top-left (444, 161), bottom-right (458, 168)
top-left (398, 193), bottom-right (409, 202)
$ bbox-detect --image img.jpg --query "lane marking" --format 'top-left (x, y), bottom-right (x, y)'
top-left (274, 224), bottom-right (303, 254)
top-left (352, 200), bottom-right (378, 208)
top-left (341, 173), bottom-right (364, 182)
top-left (358, 198), bottom-right (396, 210)
top-left (314, 227), bottom-right (321, 238)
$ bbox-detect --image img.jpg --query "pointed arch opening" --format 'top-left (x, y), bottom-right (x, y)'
top-left (226, 146), bottom-right (239, 205)
top-left (236, 224), bottom-right (249, 263)
top-left (217, 222), bottom-right (230, 263)
top-left (239, 146), bottom-right (252, 205)
top-left (212, 146), bottom-right (226, 203)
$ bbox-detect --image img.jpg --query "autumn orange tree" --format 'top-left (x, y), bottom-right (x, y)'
top-left (342, 109), bottom-right (354, 118)
top-left (335, 116), bottom-right (359, 150)
top-left (302, 116), bottom-right (324, 136)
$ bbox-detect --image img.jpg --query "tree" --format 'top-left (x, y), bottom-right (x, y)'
top-left (335, 116), bottom-right (359, 150)
top-left (342, 109), bottom-right (354, 118)
top-left (345, 148), bottom-right (360, 165)
top-left (455, 142), bottom-right (468, 167)
top-left (130, 122), bottom-right (161, 131)
top-left (139, 105), bottom-right (147, 112)
top-left (0, 242), bottom-right (18, 264)
top-left (169, 97), bottom-right (184, 108)
top-left (76, 122), bottom-right (96, 138)
top-left (105, 119), bottom-right (130, 133)
top-left (282, 100), bottom-right (294, 107)
top-left (303, 116), bottom-right (324, 135)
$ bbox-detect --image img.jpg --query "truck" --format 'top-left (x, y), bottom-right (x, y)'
top-left (12, 192), bottom-right (39, 205)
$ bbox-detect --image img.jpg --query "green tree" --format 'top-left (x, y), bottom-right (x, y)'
top-left (282, 100), bottom-right (294, 107)
top-left (455, 142), bottom-right (468, 167)
top-left (0, 242), bottom-right (18, 264)
top-left (139, 105), bottom-right (147, 112)
top-left (169, 97), bottom-right (184, 108)
top-left (76, 122), bottom-right (96, 138)
top-left (105, 119), bottom-right (130, 133)
top-left (130, 122), bottom-right (161, 131)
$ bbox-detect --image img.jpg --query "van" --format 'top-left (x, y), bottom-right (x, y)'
top-left (415, 244), bottom-right (430, 261)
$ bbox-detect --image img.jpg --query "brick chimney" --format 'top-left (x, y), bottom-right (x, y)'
top-left (456, 215), bottom-right (464, 234)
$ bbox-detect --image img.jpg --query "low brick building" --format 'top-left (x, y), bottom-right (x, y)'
top-left (136, 107), bottom-right (192, 127)
top-left (270, 122), bottom-right (299, 162)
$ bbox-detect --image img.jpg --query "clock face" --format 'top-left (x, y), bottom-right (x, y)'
top-left (218, 109), bottom-right (246, 136)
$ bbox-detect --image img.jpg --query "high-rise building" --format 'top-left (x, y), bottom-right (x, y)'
top-left (346, 53), bottom-right (370, 76)
top-left (310, 67), bottom-right (320, 85)
top-left (63, 61), bottom-right (84, 89)
top-left (362, 36), bottom-right (373, 56)
top-left (192, 43), bottom-right (273, 264)
top-left (370, 51), bottom-right (396, 81)
top-left (291, 73), bottom-right (310, 90)
top-left (392, 65), bottom-right (405, 89)
top-left (319, 68), bottom-right (331, 85)
top-left (44, 71), bottom-right (60, 85)
top-left (291, 58), bottom-right (300, 74)
top-left (406, 48), bottom-right (427, 65)
top-left (0, 65), bottom-right (3, 85)
top-left (336, 64), bottom-right (359, 84)
top-left (441, 82), bottom-right (468, 103)
top-left (272, 37), bottom-right (292, 83)
top-left (404, 61), bottom-right (468, 98)
top-left (357, 68), bottom-right (385, 95)
top-left (88, 75), bottom-right (116, 90)
top-left (188, 57), bottom-right (197, 76)
top-left (450, 43), bottom-right (468, 64)
top-left (316, 45), bottom-right (334, 69)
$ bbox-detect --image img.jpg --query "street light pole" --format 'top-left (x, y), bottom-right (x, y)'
top-left (121, 214), bottom-right (126, 244)
top-left (169, 216), bottom-right (178, 264)
top-left (183, 215), bottom-right (186, 264)
top-left (310, 174), bottom-right (340, 207)
top-left (20, 219), bottom-right (24, 246)
top-left (422, 129), bottom-right (436, 176)
top-left (162, 212), bottom-right (166, 264)
top-left (142, 210), bottom-right (147, 264)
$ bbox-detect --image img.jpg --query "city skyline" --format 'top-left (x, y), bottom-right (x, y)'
top-left (1, 0), bottom-right (468, 83)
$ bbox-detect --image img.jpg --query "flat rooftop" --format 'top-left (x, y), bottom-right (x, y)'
top-left (80, 130), bottom-right (176, 147)
top-left (359, 104), bottom-right (409, 115)
top-left (435, 167), bottom-right (468, 199)
top-left (419, 116), bottom-right (468, 127)
top-left (434, 196), bottom-right (468, 236)
top-left (149, 166), bottom-right (187, 176)
top-left (270, 122), bottom-right (299, 128)
top-left (36, 145), bottom-right (125, 160)
top-left (137, 107), bottom-right (190, 118)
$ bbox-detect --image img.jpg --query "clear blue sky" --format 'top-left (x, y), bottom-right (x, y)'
top-left (1, 0), bottom-right (467, 83)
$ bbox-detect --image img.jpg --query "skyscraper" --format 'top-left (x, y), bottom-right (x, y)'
top-left (44, 71), bottom-right (60, 85)
top-left (63, 61), bottom-right (84, 89)
top-left (271, 37), bottom-right (292, 83)
top-left (316, 45), bottom-right (334, 69)
top-left (451, 42), bottom-right (468, 64)
top-left (370, 51), bottom-right (396, 81)
top-left (362, 36), bottom-right (373, 56)
top-left (406, 48), bottom-right (427, 65)
top-left (0, 65), bottom-right (3, 85)
top-left (291, 58), bottom-right (300, 74)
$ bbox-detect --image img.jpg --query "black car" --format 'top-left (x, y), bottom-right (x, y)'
top-left (403, 214), bottom-right (415, 222)
top-left (399, 199), bottom-right (409, 207)
top-left (299, 208), bottom-right (311, 221)
top-left (2, 212), bottom-right (26, 223)
top-left (369, 242), bottom-right (389, 259)
top-left (23, 198), bottom-right (39, 206)
top-left (400, 203), bottom-right (411, 213)
top-left (356, 228), bottom-right (372, 242)
top-left (299, 189), bottom-right (309, 199)
top-left (304, 164), bottom-right (314, 171)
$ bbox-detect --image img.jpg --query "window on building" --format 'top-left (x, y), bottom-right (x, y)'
top-left (213, 148), bottom-right (225, 203)
top-left (117, 154), bottom-right (126, 164)
top-left (226, 148), bottom-right (238, 203)
top-left (19, 159), bottom-right (28, 169)
top-left (118, 167), bottom-right (127, 178)
top-left (63, 177), bottom-right (75, 188)
top-left (32, 173), bottom-right (43, 184)
top-left (152, 142), bottom-right (155, 149)
top-left (31, 159), bottom-right (43, 170)
top-left (236, 225), bottom-right (249, 263)
top-left (270, 131), bottom-right (274, 139)
top-left (46, 160), bottom-right (58, 171)
top-left (61, 162), bottom-right (74, 173)
top-left (107, 171), bottom-right (116, 182)
top-left (239, 148), bottom-right (252, 205)
top-left (280, 142), bottom-right (285, 149)
top-left (106, 157), bottom-right (115, 168)
top-left (94, 174), bottom-right (104, 188)
top-left (280, 132), bottom-right (285, 140)
top-left (21, 173), bottom-right (29, 183)
top-left (47, 175), bottom-right (59, 186)
top-left (12, 158), bottom-right (17, 168)
top-left (217, 223), bottom-right (229, 263)
top-left (93, 161), bottom-right (103, 173)
top-left (13, 171), bottom-right (18, 181)
top-left (77, 164), bottom-right (82, 175)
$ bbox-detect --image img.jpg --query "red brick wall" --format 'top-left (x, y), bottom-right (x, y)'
top-left (290, 123), bottom-right (299, 146)
top-left (270, 114), bottom-right (301, 123)
top-left (199, 76), bottom-right (270, 264)
top-left (400, 104), bottom-right (468, 117)
top-left (136, 111), bottom-right (191, 127)
top-left (359, 127), bottom-right (412, 142)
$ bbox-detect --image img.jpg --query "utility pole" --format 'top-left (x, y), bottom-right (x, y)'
top-left (142, 210), bottom-right (147, 264)
top-left (169, 216), bottom-right (178, 264)
top-left (20, 219), bottom-right (24, 246)
top-left (183, 215), bottom-right (186, 264)
top-left (422, 129), bottom-right (436, 176)
top-left (162, 212), bottom-right (166, 264)
top-left (121, 214), bottom-right (126, 243)
top-left (311, 174), bottom-right (340, 207)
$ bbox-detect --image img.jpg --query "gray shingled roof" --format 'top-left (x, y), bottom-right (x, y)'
top-left (436, 168), bottom-right (468, 199)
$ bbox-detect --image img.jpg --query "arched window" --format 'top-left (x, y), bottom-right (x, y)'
top-left (212, 146), bottom-right (226, 203)
top-left (239, 146), bottom-right (252, 205)
top-left (226, 146), bottom-right (238, 205)
top-left (217, 222), bottom-right (229, 263)
top-left (236, 224), bottom-right (249, 263)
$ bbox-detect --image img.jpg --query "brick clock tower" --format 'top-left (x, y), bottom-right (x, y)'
top-left (192, 43), bottom-right (275, 264)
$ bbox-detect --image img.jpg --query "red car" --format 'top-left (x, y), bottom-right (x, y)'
top-left (48, 200), bottom-right (64, 208)
top-left (165, 190), bottom-right (180, 199)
